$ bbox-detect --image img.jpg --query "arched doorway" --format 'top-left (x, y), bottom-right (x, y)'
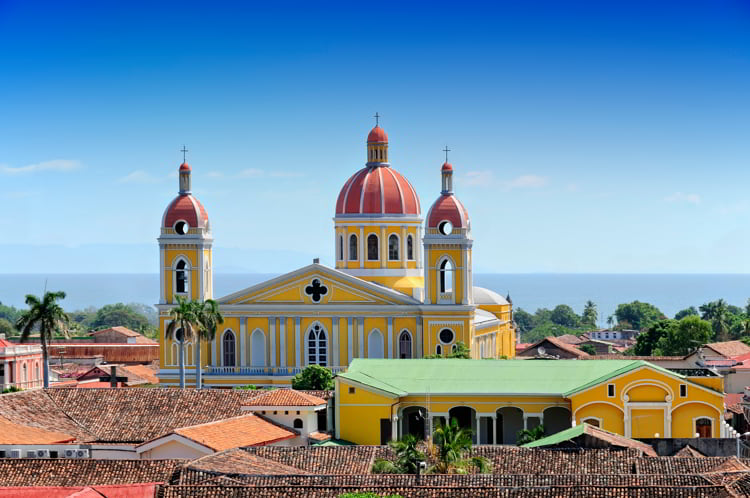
top-left (543, 406), bottom-right (572, 436)
top-left (401, 406), bottom-right (426, 440)
top-left (448, 406), bottom-right (477, 443)
top-left (497, 407), bottom-right (524, 445)
top-left (251, 329), bottom-right (265, 367)
top-left (696, 418), bottom-right (712, 438)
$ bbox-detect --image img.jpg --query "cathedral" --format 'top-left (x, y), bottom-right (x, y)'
top-left (157, 123), bottom-right (516, 387)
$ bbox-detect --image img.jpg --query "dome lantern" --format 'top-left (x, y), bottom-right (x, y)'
top-left (366, 113), bottom-right (389, 165)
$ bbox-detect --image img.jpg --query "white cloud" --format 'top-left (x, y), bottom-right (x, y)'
top-left (117, 170), bottom-right (161, 184)
top-left (502, 174), bottom-right (548, 190)
top-left (238, 168), bottom-right (264, 178)
top-left (0, 159), bottom-right (82, 175)
top-left (664, 192), bottom-right (701, 205)
top-left (464, 170), bottom-right (494, 186)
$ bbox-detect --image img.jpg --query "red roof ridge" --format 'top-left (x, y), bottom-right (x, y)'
top-left (243, 389), bottom-right (328, 407)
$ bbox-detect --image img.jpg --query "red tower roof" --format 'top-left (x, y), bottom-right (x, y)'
top-left (162, 194), bottom-right (209, 229)
top-left (336, 166), bottom-right (421, 216)
top-left (441, 162), bottom-right (453, 172)
top-left (367, 126), bottom-right (388, 143)
top-left (426, 194), bottom-right (469, 229)
top-left (179, 162), bottom-right (191, 171)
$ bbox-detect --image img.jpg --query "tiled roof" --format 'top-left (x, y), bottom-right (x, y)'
top-left (91, 326), bottom-right (141, 338)
top-left (0, 459), bottom-right (182, 487)
top-left (725, 393), bottom-right (744, 415)
top-left (0, 483), bottom-right (158, 497)
top-left (555, 334), bottom-right (584, 345)
top-left (170, 414), bottom-right (296, 451)
top-left (704, 340), bottom-right (750, 358)
top-left (0, 391), bottom-right (96, 442)
top-left (0, 415), bottom-right (75, 444)
top-left (585, 355), bottom-right (686, 361)
top-left (521, 422), bottom-right (657, 457)
top-left (119, 364), bottom-right (160, 385)
top-left (674, 445), bottom-right (706, 458)
top-left (243, 390), bottom-right (327, 407)
top-left (184, 448), bottom-right (311, 477)
top-left (524, 336), bottom-right (591, 358)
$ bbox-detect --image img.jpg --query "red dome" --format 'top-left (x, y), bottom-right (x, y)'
top-left (427, 194), bottom-right (469, 229)
top-left (179, 162), bottom-right (191, 171)
top-left (367, 126), bottom-right (388, 143)
top-left (441, 162), bottom-right (453, 172)
top-left (162, 194), bottom-right (209, 229)
top-left (336, 166), bottom-right (420, 216)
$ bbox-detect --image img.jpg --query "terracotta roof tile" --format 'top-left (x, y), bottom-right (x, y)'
top-left (0, 415), bottom-right (75, 444)
top-left (185, 448), bottom-right (311, 477)
top-left (243, 390), bottom-right (327, 407)
top-left (674, 445), bottom-right (706, 458)
top-left (0, 459), bottom-right (181, 487)
top-left (119, 364), bottom-right (160, 385)
top-left (705, 340), bottom-right (750, 358)
top-left (725, 393), bottom-right (744, 415)
top-left (520, 336), bottom-right (590, 358)
top-left (171, 414), bottom-right (296, 451)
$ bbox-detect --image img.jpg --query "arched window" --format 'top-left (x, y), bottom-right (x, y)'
top-left (175, 259), bottom-right (188, 294)
top-left (338, 235), bottom-right (344, 261)
top-left (367, 234), bottom-right (379, 260)
top-left (251, 329), bottom-right (265, 367)
top-left (696, 418), bottom-right (712, 438)
top-left (399, 330), bottom-right (412, 359)
top-left (582, 417), bottom-right (601, 428)
top-left (407, 235), bottom-right (414, 260)
top-left (368, 329), bottom-right (384, 359)
top-left (388, 234), bottom-right (399, 260)
top-left (307, 323), bottom-right (328, 366)
top-left (222, 330), bottom-right (236, 367)
top-left (349, 234), bottom-right (358, 261)
top-left (439, 258), bottom-right (454, 293)
top-left (436, 345), bottom-right (442, 356)
top-left (293, 418), bottom-right (303, 429)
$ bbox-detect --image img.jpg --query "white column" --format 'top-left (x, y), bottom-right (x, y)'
top-left (343, 230), bottom-right (348, 264)
top-left (391, 415), bottom-right (399, 442)
top-left (416, 318), bottom-right (423, 358)
top-left (380, 227), bottom-right (386, 268)
top-left (269, 317), bottom-right (276, 368)
top-left (295, 317), bottom-right (301, 367)
top-left (212, 329), bottom-right (218, 366)
top-left (159, 247), bottom-right (165, 303)
top-left (347, 317), bottom-right (353, 364)
top-left (358, 319), bottom-right (365, 358)
top-left (332, 317), bottom-right (339, 366)
top-left (401, 226), bottom-right (407, 268)
top-left (424, 246), bottom-right (431, 304)
top-left (279, 318), bottom-right (286, 367)
top-left (359, 226), bottom-right (364, 268)
top-left (416, 226), bottom-right (422, 268)
top-left (240, 318), bottom-right (247, 366)
top-left (198, 246), bottom-right (205, 300)
top-left (476, 414), bottom-right (482, 444)
top-left (387, 317), bottom-right (393, 359)
top-left (461, 248), bottom-right (468, 305)
top-left (491, 415), bottom-right (498, 445)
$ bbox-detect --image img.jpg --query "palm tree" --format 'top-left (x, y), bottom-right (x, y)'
top-left (193, 299), bottom-right (224, 390)
top-left (582, 300), bottom-right (598, 327)
top-left (517, 424), bottom-right (546, 445)
top-left (700, 299), bottom-right (729, 341)
top-left (430, 417), bottom-right (491, 474)
top-left (165, 296), bottom-right (198, 389)
top-left (372, 434), bottom-right (425, 474)
top-left (607, 315), bottom-right (614, 328)
top-left (15, 291), bottom-right (70, 388)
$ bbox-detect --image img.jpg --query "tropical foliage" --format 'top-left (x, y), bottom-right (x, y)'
top-left (429, 417), bottom-right (491, 474)
top-left (165, 296), bottom-right (198, 389)
top-left (516, 424), bottom-right (546, 445)
top-left (514, 303), bottom-right (599, 343)
top-left (371, 434), bottom-right (425, 474)
top-left (614, 301), bottom-right (665, 331)
top-left (193, 299), bottom-right (224, 389)
top-left (15, 291), bottom-right (71, 388)
top-left (291, 364), bottom-right (334, 390)
top-left (423, 341), bottom-right (471, 359)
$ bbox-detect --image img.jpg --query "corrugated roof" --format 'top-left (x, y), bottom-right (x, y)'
top-left (521, 422), bottom-right (657, 456)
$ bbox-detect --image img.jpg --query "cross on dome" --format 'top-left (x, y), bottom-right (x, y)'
top-left (374, 112), bottom-right (380, 127)
top-left (180, 145), bottom-right (189, 163)
top-left (443, 146), bottom-right (451, 163)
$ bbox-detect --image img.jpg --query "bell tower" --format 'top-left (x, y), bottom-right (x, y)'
top-left (158, 156), bottom-right (213, 305)
top-left (424, 157), bottom-right (473, 305)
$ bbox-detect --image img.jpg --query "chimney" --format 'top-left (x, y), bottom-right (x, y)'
top-left (110, 366), bottom-right (117, 388)
top-left (313, 258), bottom-right (320, 264)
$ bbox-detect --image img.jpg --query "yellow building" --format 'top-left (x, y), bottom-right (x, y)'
top-left (156, 123), bottom-right (516, 387)
top-left (335, 359), bottom-right (726, 445)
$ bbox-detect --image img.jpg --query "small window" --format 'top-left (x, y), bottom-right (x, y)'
top-left (438, 220), bottom-right (453, 235)
top-left (680, 384), bottom-right (687, 397)
top-left (439, 328), bottom-right (454, 344)
top-left (582, 418), bottom-right (600, 428)
top-left (367, 234), bottom-right (379, 260)
top-left (285, 411), bottom-right (289, 415)
top-left (388, 234), bottom-right (399, 260)
top-left (338, 235), bottom-right (344, 260)
top-left (349, 234), bottom-right (358, 260)
top-left (175, 259), bottom-right (188, 294)
top-left (436, 345), bottom-right (442, 356)
top-left (348, 387), bottom-right (356, 394)
top-left (451, 344), bottom-right (457, 353)
top-left (293, 418), bottom-right (303, 429)
top-left (407, 235), bottom-right (414, 260)
top-left (174, 220), bottom-right (188, 235)
top-left (607, 384), bottom-right (615, 397)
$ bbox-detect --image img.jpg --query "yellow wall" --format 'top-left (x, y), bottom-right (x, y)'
top-left (336, 378), bottom-right (395, 445)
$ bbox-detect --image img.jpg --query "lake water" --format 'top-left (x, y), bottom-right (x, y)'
top-left (1, 273), bottom-right (749, 327)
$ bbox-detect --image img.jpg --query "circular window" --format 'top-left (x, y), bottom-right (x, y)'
top-left (438, 220), bottom-right (453, 235)
top-left (174, 221), bottom-right (189, 235)
top-left (439, 328), bottom-right (454, 344)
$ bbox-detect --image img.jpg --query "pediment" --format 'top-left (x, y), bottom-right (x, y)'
top-left (216, 263), bottom-right (420, 307)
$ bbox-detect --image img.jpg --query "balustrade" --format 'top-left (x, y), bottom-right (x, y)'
top-left (203, 365), bottom-right (347, 376)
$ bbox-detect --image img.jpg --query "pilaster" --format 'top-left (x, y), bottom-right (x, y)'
top-left (295, 317), bottom-right (301, 367)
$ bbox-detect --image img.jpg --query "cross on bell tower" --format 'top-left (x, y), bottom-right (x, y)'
top-left (180, 145), bottom-right (189, 164)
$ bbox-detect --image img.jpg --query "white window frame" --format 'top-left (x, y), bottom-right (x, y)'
top-left (406, 234), bottom-right (415, 261)
top-left (349, 233), bottom-right (358, 261)
top-left (366, 233), bottom-right (379, 261)
top-left (387, 233), bottom-right (400, 261)
top-left (172, 256), bottom-right (191, 297)
top-left (221, 329), bottom-right (237, 367)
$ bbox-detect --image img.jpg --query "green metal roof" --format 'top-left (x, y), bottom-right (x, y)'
top-left (337, 359), bottom-right (669, 396)
top-left (521, 424), bottom-right (586, 448)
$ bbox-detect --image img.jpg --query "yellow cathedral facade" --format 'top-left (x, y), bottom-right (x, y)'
top-left (157, 123), bottom-right (516, 387)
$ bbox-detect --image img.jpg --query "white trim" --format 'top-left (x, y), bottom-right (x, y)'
top-left (348, 233), bottom-right (358, 261)
top-left (136, 433), bottom-right (213, 455)
top-left (269, 317), bottom-right (276, 367)
top-left (305, 320), bottom-right (329, 366)
top-left (387, 317), bottom-right (393, 359)
top-left (692, 415), bottom-right (715, 438)
top-left (359, 169), bottom-right (373, 213)
top-left (366, 233), bottom-right (379, 261)
top-left (250, 328), bottom-right (266, 367)
top-left (279, 318), bottom-right (286, 367)
top-left (377, 167), bottom-right (385, 214)
top-left (398, 329), bottom-right (414, 359)
top-left (572, 400), bottom-right (625, 417)
top-left (220, 329), bottom-right (237, 367)
top-left (295, 317), bottom-right (301, 367)
top-left (359, 226), bottom-right (364, 268)
top-left (340, 268), bottom-right (423, 278)
top-left (358, 319), bottom-right (364, 358)
top-left (607, 383), bottom-right (615, 398)
top-left (387, 232), bottom-right (400, 261)
top-left (159, 247), bottom-right (165, 303)
top-left (383, 167), bottom-right (406, 213)
top-left (581, 416), bottom-right (603, 427)
top-left (438, 327), bottom-right (455, 345)
top-left (240, 319), bottom-right (247, 366)
top-left (670, 400), bottom-right (722, 418)
top-left (171, 255), bottom-right (191, 299)
top-left (347, 317), bottom-right (353, 364)
top-left (332, 317), bottom-right (339, 366)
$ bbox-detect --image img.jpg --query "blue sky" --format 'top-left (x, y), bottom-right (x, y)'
top-left (1, 0), bottom-right (749, 273)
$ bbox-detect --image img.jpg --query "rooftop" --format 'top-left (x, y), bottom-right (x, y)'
top-left (704, 340), bottom-right (750, 358)
top-left (170, 414), bottom-right (297, 451)
top-left (521, 422), bottom-right (657, 456)
top-left (243, 390), bottom-right (327, 408)
top-left (0, 459), bottom-right (181, 487)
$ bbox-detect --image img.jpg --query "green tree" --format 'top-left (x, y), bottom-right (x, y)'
top-left (550, 305), bottom-right (580, 328)
top-left (578, 344), bottom-right (596, 355)
top-left (654, 316), bottom-right (712, 356)
top-left (513, 308), bottom-right (534, 334)
top-left (193, 299), bottom-right (224, 390)
top-left (674, 306), bottom-right (698, 321)
top-left (430, 418), bottom-right (491, 474)
top-left (291, 364), bottom-right (334, 390)
top-left (87, 303), bottom-right (151, 332)
top-left (0, 302), bottom-right (21, 325)
top-left (517, 424), bottom-right (546, 445)
top-left (0, 318), bottom-right (16, 336)
top-left (371, 434), bottom-right (425, 474)
top-left (614, 301), bottom-right (664, 331)
top-left (606, 315), bottom-right (614, 328)
top-left (15, 291), bottom-right (71, 388)
top-left (582, 301), bottom-right (598, 327)
top-left (699, 299), bottom-right (729, 341)
top-left (633, 319), bottom-right (674, 356)
top-left (165, 296), bottom-right (198, 389)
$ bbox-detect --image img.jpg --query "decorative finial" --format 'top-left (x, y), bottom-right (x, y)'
top-left (443, 146), bottom-right (451, 163)
top-left (374, 112), bottom-right (380, 127)
top-left (180, 145), bottom-right (189, 164)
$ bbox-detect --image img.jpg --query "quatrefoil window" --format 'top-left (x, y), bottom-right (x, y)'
top-left (304, 278), bottom-right (328, 303)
